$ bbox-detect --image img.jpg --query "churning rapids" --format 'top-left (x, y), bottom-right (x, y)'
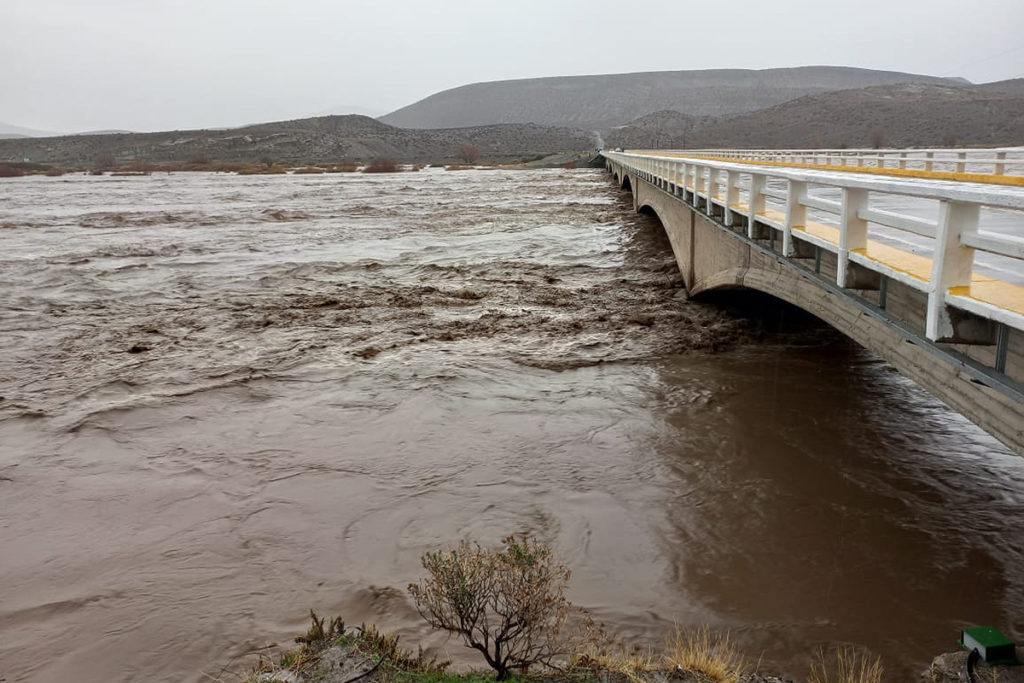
top-left (2, 168), bottom-right (1023, 683)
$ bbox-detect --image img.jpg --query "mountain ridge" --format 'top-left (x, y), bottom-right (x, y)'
top-left (603, 83), bottom-right (1024, 149)
top-left (380, 65), bottom-right (968, 129)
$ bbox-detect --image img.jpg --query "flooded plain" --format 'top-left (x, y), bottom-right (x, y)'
top-left (1, 168), bottom-right (1023, 682)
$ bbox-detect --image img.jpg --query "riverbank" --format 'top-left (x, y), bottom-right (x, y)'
top-left (243, 613), bottom-right (790, 683)
top-left (242, 615), bottom-right (1024, 683)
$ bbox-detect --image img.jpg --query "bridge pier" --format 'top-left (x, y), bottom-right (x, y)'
top-left (608, 160), bottom-right (1024, 456)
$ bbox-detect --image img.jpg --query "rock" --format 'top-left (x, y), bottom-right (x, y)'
top-left (673, 289), bottom-right (690, 301)
top-left (925, 650), bottom-right (1024, 682)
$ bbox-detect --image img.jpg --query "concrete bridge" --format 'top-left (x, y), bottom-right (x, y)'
top-left (603, 148), bottom-right (1024, 456)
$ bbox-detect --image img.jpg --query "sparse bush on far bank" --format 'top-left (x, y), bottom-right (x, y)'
top-left (455, 143), bottom-right (481, 164)
top-left (364, 157), bottom-right (400, 173)
top-left (0, 164), bottom-right (26, 178)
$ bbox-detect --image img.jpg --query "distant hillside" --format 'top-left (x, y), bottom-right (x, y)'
top-left (976, 78), bottom-right (1024, 94)
top-left (380, 66), bottom-right (966, 129)
top-left (0, 115), bottom-right (595, 166)
top-left (604, 83), bottom-right (1024, 149)
top-left (601, 110), bottom-right (708, 150)
top-left (0, 121), bottom-right (58, 138)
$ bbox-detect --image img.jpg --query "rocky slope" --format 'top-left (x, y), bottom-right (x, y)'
top-left (380, 66), bottom-right (966, 129)
top-left (603, 83), bottom-right (1024, 149)
top-left (0, 115), bottom-right (595, 166)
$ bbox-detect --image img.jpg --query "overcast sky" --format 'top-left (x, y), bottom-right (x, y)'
top-left (2, 0), bottom-right (1023, 133)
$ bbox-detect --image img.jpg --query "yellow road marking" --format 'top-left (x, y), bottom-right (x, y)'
top-left (639, 153), bottom-right (1024, 187)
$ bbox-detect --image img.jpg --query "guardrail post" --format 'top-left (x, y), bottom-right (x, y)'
top-left (899, 152), bottom-right (907, 170)
top-left (995, 151), bottom-right (1006, 175)
top-left (748, 174), bottom-right (767, 239)
top-left (694, 166), bottom-right (706, 210)
top-left (837, 188), bottom-right (868, 287)
top-left (784, 180), bottom-right (806, 256)
top-left (925, 152), bottom-right (934, 172)
top-left (956, 152), bottom-right (967, 174)
top-left (926, 201), bottom-right (979, 340)
top-left (706, 168), bottom-right (718, 216)
top-left (724, 171), bottom-right (739, 227)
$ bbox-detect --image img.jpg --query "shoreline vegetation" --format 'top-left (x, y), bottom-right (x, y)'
top-left (0, 152), bottom-right (587, 179)
top-left (230, 538), bottom-right (849, 683)
top-left (229, 537), bottom-right (1023, 683)
top-left (238, 612), bottom-right (790, 683)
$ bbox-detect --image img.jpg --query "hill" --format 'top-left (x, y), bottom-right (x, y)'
top-left (603, 83), bottom-right (1024, 149)
top-left (0, 121), bottom-right (58, 139)
top-left (380, 66), bottom-right (966, 130)
top-left (0, 115), bottom-right (596, 166)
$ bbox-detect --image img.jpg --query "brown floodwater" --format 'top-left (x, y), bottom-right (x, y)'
top-left (1, 168), bottom-right (1022, 683)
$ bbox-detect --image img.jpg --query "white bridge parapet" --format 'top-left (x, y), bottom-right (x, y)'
top-left (658, 147), bottom-right (1024, 182)
top-left (604, 149), bottom-right (1024, 345)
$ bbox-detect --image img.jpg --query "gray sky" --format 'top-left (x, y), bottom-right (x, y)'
top-left (3, 0), bottom-right (1023, 133)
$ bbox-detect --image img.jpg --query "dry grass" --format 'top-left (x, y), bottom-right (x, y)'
top-left (808, 647), bottom-right (884, 683)
top-left (569, 618), bottom-right (655, 679)
top-left (236, 163), bottom-right (289, 175)
top-left (664, 626), bottom-right (746, 683)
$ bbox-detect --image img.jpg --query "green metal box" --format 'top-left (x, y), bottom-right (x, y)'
top-left (961, 626), bottom-right (1017, 664)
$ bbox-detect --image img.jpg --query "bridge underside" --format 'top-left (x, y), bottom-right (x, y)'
top-left (608, 163), bottom-right (1024, 456)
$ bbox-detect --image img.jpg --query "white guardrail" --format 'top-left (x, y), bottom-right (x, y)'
top-left (604, 150), bottom-right (1024, 346)
top-left (664, 148), bottom-right (1024, 180)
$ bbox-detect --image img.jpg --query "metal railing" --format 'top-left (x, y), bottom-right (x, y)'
top-left (640, 148), bottom-right (1024, 182)
top-left (604, 150), bottom-right (1024, 344)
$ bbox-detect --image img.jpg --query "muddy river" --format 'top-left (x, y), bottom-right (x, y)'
top-left (1, 169), bottom-right (1023, 682)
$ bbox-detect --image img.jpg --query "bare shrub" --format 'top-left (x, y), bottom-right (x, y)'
top-left (94, 151), bottom-right (116, 170)
top-left (664, 626), bottom-right (746, 683)
top-left (455, 143), bottom-right (481, 164)
top-left (808, 646), bottom-right (883, 683)
top-left (408, 535), bottom-right (571, 680)
top-left (125, 161), bottom-right (157, 174)
top-left (0, 164), bottom-right (25, 178)
top-left (364, 158), bottom-right (400, 173)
